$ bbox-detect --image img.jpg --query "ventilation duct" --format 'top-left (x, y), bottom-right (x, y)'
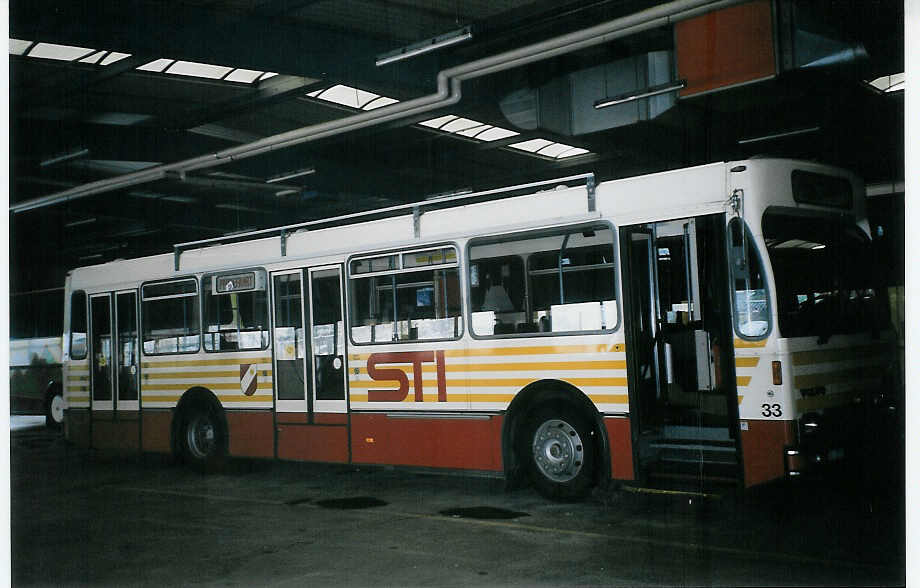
top-left (499, 51), bottom-right (678, 136)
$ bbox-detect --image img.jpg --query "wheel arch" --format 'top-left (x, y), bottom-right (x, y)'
top-left (170, 386), bottom-right (228, 457)
top-left (501, 379), bottom-right (611, 488)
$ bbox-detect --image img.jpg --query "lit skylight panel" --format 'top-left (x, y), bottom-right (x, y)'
top-left (225, 69), bottom-right (264, 83)
top-left (419, 115), bottom-right (457, 129)
top-left (867, 72), bottom-right (904, 93)
top-left (9, 39), bottom-right (33, 55)
top-left (259, 72), bottom-right (278, 81)
top-left (100, 52), bottom-right (131, 65)
top-left (475, 127), bottom-right (519, 142)
top-left (363, 96), bottom-right (399, 110)
top-left (441, 117), bottom-right (485, 134)
top-left (166, 60), bottom-right (233, 79)
top-left (137, 58), bottom-right (174, 73)
top-left (316, 84), bottom-right (380, 109)
top-left (508, 138), bottom-right (553, 153)
top-left (78, 51), bottom-right (106, 64)
top-left (28, 42), bottom-right (95, 61)
top-left (556, 146), bottom-right (590, 158)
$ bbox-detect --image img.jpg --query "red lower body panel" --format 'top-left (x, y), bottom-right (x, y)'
top-left (92, 413), bottom-right (140, 451)
top-left (277, 423), bottom-right (348, 463)
top-left (65, 409), bottom-right (91, 448)
top-left (741, 419), bottom-right (795, 487)
top-left (142, 410), bottom-right (172, 453)
top-left (227, 411), bottom-right (274, 458)
top-left (604, 416), bottom-right (635, 481)
top-left (350, 413), bottom-right (504, 471)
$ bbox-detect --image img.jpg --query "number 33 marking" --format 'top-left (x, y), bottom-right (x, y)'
top-left (761, 403), bottom-right (782, 417)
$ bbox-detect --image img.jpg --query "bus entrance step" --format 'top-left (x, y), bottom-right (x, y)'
top-left (645, 459), bottom-right (740, 488)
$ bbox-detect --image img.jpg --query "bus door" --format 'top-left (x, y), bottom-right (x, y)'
top-left (271, 265), bottom-right (349, 462)
top-left (89, 290), bottom-right (141, 450)
top-left (621, 214), bottom-right (739, 485)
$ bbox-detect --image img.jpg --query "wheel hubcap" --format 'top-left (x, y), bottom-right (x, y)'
top-left (187, 414), bottom-right (216, 459)
top-left (532, 418), bottom-right (584, 482)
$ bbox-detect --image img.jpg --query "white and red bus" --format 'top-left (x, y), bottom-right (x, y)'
top-left (61, 158), bottom-right (892, 499)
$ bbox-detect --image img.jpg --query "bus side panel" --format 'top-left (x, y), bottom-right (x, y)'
top-left (227, 411), bottom-right (275, 458)
top-left (740, 419), bottom-right (795, 487)
top-left (277, 423), bottom-right (348, 463)
top-left (142, 410), bottom-right (173, 453)
top-left (350, 413), bottom-right (504, 472)
top-left (92, 415), bottom-right (140, 452)
top-left (65, 409), bottom-right (91, 448)
top-left (604, 416), bottom-right (635, 480)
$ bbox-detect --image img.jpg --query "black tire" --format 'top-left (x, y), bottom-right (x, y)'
top-left (45, 386), bottom-right (65, 429)
top-left (522, 404), bottom-right (596, 501)
top-left (177, 401), bottom-right (228, 473)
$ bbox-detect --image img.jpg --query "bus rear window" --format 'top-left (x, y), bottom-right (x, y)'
top-left (792, 170), bottom-right (853, 209)
top-left (70, 290), bottom-right (87, 359)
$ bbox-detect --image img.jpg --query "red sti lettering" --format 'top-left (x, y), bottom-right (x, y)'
top-left (366, 351), bottom-right (447, 402)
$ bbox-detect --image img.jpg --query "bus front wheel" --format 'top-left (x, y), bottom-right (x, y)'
top-left (523, 404), bottom-right (596, 501)
top-left (45, 386), bottom-right (64, 428)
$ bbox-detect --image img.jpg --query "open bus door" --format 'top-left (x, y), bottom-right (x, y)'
top-left (271, 265), bottom-right (349, 463)
top-left (621, 214), bottom-right (741, 488)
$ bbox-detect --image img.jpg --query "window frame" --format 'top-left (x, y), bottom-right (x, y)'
top-left (140, 276), bottom-right (202, 356)
top-left (727, 216), bottom-right (773, 341)
top-left (465, 220), bottom-right (620, 340)
top-left (346, 242), bottom-right (464, 346)
top-left (201, 267), bottom-right (270, 353)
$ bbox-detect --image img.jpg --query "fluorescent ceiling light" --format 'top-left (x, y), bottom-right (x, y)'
top-left (9, 39), bottom-right (33, 55)
top-left (64, 217), bottom-right (97, 227)
top-left (594, 80), bottom-right (686, 109)
top-left (737, 126), bottom-right (820, 145)
top-left (275, 189), bottom-right (299, 197)
top-left (40, 148), bottom-right (90, 167)
top-left (28, 42), bottom-right (95, 61)
top-left (376, 26), bottom-right (472, 67)
top-left (866, 73), bottom-right (904, 93)
top-left (266, 167), bottom-right (315, 184)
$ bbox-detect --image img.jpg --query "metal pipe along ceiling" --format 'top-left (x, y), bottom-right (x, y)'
top-left (10, 0), bottom-right (742, 214)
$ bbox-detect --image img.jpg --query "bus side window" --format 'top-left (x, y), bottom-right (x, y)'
top-left (141, 279), bottom-right (201, 355)
top-left (70, 290), bottom-right (88, 359)
top-left (202, 271), bottom-right (269, 352)
top-left (729, 218), bottom-right (770, 339)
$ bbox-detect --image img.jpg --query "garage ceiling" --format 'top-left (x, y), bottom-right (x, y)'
top-left (8, 0), bottom-right (904, 294)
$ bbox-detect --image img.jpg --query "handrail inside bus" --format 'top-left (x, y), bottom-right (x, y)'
top-left (172, 172), bottom-right (596, 271)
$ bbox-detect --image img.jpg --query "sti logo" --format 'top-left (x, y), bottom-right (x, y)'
top-left (366, 351), bottom-right (447, 402)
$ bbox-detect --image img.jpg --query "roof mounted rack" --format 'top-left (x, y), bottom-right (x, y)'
top-left (173, 172), bottom-right (595, 271)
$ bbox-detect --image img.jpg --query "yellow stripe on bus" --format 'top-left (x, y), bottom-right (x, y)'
top-left (349, 343), bottom-right (626, 362)
top-left (142, 357), bottom-right (272, 369)
top-left (143, 382), bottom-right (273, 391)
top-left (66, 396), bottom-right (90, 403)
top-left (348, 377), bottom-right (628, 389)
top-left (143, 370), bottom-right (273, 380)
top-left (734, 357), bottom-right (760, 368)
top-left (141, 394), bottom-right (273, 403)
top-left (736, 376), bottom-right (752, 387)
top-left (734, 339), bottom-right (767, 348)
top-left (790, 345), bottom-right (889, 366)
top-left (350, 360), bottom-right (627, 375)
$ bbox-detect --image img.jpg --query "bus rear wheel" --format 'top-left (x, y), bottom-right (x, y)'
top-left (177, 403), bottom-right (227, 472)
top-left (523, 405), bottom-right (596, 501)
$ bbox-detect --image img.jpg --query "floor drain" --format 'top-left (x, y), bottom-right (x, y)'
top-left (315, 496), bottom-right (388, 510)
top-left (439, 506), bottom-right (529, 520)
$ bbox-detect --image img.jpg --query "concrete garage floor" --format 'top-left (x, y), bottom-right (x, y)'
top-left (11, 425), bottom-right (904, 587)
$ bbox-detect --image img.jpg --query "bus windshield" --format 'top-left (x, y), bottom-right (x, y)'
top-left (762, 211), bottom-right (886, 339)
